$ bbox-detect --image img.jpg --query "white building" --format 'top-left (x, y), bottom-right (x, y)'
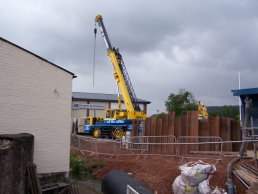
top-left (72, 92), bottom-right (151, 118)
top-left (0, 37), bottom-right (76, 175)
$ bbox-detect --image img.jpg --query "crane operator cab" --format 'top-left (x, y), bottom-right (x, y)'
top-left (105, 109), bottom-right (128, 120)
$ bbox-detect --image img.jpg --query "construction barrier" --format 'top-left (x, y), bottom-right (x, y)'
top-left (128, 135), bottom-right (176, 155)
top-left (72, 135), bottom-right (119, 156)
top-left (71, 135), bottom-right (238, 162)
top-left (176, 136), bottom-right (223, 155)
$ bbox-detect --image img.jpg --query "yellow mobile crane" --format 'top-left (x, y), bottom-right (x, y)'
top-left (81, 15), bottom-right (146, 139)
top-left (95, 15), bottom-right (146, 120)
top-left (198, 101), bottom-right (208, 120)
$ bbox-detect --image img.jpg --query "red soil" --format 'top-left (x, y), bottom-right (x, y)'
top-left (72, 149), bottom-right (239, 194)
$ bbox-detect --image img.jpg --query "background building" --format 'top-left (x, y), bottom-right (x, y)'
top-left (232, 87), bottom-right (258, 128)
top-left (72, 92), bottom-right (151, 118)
top-left (0, 37), bottom-right (75, 175)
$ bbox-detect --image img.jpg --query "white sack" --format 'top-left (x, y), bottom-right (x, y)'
top-left (179, 160), bottom-right (216, 186)
top-left (198, 180), bottom-right (210, 194)
top-left (172, 175), bottom-right (198, 194)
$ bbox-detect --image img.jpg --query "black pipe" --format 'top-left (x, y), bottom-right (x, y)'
top-left (226, 157), bottom-right (238, 194)
top-left (101, 170), bottom-right (153, 194)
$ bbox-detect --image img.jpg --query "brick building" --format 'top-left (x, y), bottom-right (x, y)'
top-left (0, 37), bottom-right (76, 174)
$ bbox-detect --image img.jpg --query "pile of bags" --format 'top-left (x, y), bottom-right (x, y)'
top-left (172, 160), bottom-right (224, 194)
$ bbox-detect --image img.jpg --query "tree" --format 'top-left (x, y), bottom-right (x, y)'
top-left (208, 105), bottom-right (239, 120)
top-left (165, 89), bottom-right (197, 116)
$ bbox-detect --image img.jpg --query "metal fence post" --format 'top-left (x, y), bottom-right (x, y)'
top-left (114, 141), bottom-right (117, 154)
top-left (176, 137), bottom-right (179, 156)
top-left (95, 141), bottom-right (97, 153)
top-left (147, 136), bottom-right (149, 153)
top-left (78, 137), bottom-right (81, 150)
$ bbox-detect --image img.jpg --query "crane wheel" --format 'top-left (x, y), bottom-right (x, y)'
top-left (112, 128), bottom-right (125, 139)
top-left (93, 128), bottom-right (101, 138)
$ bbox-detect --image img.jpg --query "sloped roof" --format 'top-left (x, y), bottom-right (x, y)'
top-left (72, 92), bottom-right (151, 104)
top-left (0, 37), bottom-right (76, 78)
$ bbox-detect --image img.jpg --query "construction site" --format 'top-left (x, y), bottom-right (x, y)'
top-left (68, 15), bottom-right (258, 194)
top-left (1, 4), bottom-right (258, 194)
top-left (70, 109), bottom-right (258, 194)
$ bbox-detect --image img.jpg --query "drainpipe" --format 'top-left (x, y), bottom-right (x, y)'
top-left (226, 96), bottom-right (251, 194)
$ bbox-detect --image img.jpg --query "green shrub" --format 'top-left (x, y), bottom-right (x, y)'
top-left (70, 154), bottom-right (84, 175)
top-left (156, 112), bottom-right (166, 119)
top-left (88, 160), bottom-right (105, 169)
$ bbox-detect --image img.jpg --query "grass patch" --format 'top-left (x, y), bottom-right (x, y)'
top-left (70, 153), bottom-right (105, 176)
top-left (86, 160), bottom-right (105, 172)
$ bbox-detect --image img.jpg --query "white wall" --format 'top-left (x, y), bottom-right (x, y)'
top-left (0, 39), bottom-right (73, 174)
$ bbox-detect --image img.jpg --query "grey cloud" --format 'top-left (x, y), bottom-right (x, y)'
top-left (1, 0), bottom-right (258, 114)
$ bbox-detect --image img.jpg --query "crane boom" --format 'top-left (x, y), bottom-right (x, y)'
top-left (95, 15), bottom-right (145, 119)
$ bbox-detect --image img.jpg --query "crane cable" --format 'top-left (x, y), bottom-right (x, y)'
top-left (93, 23), bottom-right (97, 86)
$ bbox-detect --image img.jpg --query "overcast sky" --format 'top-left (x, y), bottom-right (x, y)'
top-left (1, 0), bottom-right (258, 115)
